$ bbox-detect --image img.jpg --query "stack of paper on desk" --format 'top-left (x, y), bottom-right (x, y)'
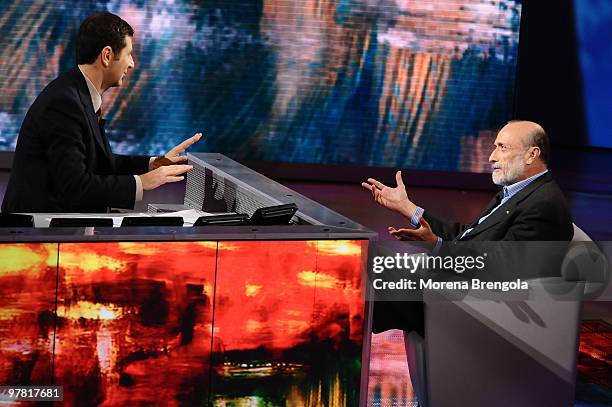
top-left (35, 209), bottom-right (215, 227)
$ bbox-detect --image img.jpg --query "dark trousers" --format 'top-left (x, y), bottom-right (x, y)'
top-left (372, 300), bottom-right (425, 338)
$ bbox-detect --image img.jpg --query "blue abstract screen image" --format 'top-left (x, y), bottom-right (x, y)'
top-left (0, 0), bottom-right (521, 173)
top-left (575, 0), bottom-right (612, 149)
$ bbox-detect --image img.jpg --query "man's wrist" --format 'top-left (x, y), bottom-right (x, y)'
top-left (401, 201), bottom-right (417, 218)
top-left (409, 206), bottom-right (425, 228)
top-left (134, 175), bottom-right (144, 201)
top-left (431, 236), bottom-right (443, 254)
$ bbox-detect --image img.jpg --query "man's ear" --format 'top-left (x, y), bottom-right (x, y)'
top-left (526, 146), bottom-right (541, 164)
top-left (100, 46), bottom-right (113, 67)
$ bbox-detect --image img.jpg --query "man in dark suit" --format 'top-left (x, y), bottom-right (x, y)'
top-left (362, 120), bottom-right (573, 243)
top-left (362, 120), bottom-right (573, 333)
top-left (2, 12), bottom-right (200, 213)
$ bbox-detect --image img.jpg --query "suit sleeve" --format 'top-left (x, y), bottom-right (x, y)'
top-left (114, 154), bottom-right (150, 175)
top-left (423, 212), bottom-right (469, 241)
top-left (44, 94), bottom-right (137, 210)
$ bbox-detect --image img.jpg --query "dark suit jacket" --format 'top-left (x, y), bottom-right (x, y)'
top-left (2, 68), bottom-right (150, 213)
top-left (424, 172), bottom-right (574, 241)
top-left (372, 172), bottom-right (573, 335)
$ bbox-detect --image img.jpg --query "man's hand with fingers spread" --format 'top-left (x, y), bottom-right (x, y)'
top-left (388, 217), bottom-right (438, 242)
top-left (152, 132), bottom-right (202, 169)
top-left (361, 170), bottom-right (418, 219)
top-left (139, 164), bottom-right (193, 190)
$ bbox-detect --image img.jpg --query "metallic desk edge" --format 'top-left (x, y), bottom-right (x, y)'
top-left (187, 153), bottom-right (372, 232)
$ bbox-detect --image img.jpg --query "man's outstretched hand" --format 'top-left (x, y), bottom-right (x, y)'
top-left (388, 217), bottom-right (438, 242)
top-left (139, 164), bottom-right (193, 191)
top-left (152, 132), bottom-right (202, 169)
top-left (361, 170), bottom-right (417, 219)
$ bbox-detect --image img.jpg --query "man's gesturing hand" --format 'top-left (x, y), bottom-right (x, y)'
top-left (139, 164), bottom-right (193, 191)
top-left (152, 133), bottom-right (202, 169)
top-left (361, 170), bottom-right (417, 219)
top-left (388, 217), bottom-right (438, 242)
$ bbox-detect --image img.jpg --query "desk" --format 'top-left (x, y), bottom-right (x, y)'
top-left (0, 155), bottom-right (375, 406)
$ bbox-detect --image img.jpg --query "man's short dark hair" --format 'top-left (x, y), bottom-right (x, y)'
top-left (76, 12), bottom-right (134, 65)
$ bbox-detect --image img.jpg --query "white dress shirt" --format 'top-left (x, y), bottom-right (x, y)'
top-left (78, 66), bottom-right (148, 202)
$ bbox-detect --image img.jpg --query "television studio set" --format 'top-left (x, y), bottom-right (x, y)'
top-left (0, 1), bottom-right (610, 406)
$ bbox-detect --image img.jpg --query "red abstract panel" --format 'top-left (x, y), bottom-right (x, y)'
top-left (211, 240), bottom-right (367, 406)
top-left (311, 240), bottom-right (368, 405)
top-left (1, 239), bottom-right (369, 405)
top-left (311, 240), bottom-right (367, 346)
top-left (54, 242), bottom-right (217, 406)
top-left (0, 243), bottom-right (58, 386)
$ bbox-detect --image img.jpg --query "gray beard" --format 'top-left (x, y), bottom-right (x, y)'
top-left (492, 163), bottom-right (524, 186)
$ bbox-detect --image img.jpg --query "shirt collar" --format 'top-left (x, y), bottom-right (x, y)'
top-left (503, 169), bottom-right (549, 199)
top-left (77, 65), bottom-right (102, 113)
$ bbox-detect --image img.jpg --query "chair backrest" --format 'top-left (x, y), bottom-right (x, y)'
top-left (572, 223), bottom-right (592, 242)
top-left (563, 223), bottom-right (609, 297)
top-left (418, 228), bottom-right (595, 406)
top-left (405, 224), bottom-right (602, 407)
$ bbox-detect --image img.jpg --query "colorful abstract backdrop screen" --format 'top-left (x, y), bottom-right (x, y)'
top-left (0, 0), bottom-right (522, 172)
top-left (574, 0), bottom-right (612, 149)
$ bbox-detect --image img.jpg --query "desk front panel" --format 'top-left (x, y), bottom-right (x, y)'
top-left (0, 239), bottom-right (368, 406)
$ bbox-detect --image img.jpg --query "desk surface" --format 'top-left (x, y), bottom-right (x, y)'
top-left (0, 222), bottom-right (375, 242)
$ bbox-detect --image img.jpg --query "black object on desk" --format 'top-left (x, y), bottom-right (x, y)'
top-left (249, 203), bottom-right (298, 225)
top-left (194, 213), bottom-right (249, 226)
top-left (49, 217), bottom-right (114, 227)
top-left (121, 217), bottom-right (184, 227)
top-left (0, 213), bottom-right (34, 228)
